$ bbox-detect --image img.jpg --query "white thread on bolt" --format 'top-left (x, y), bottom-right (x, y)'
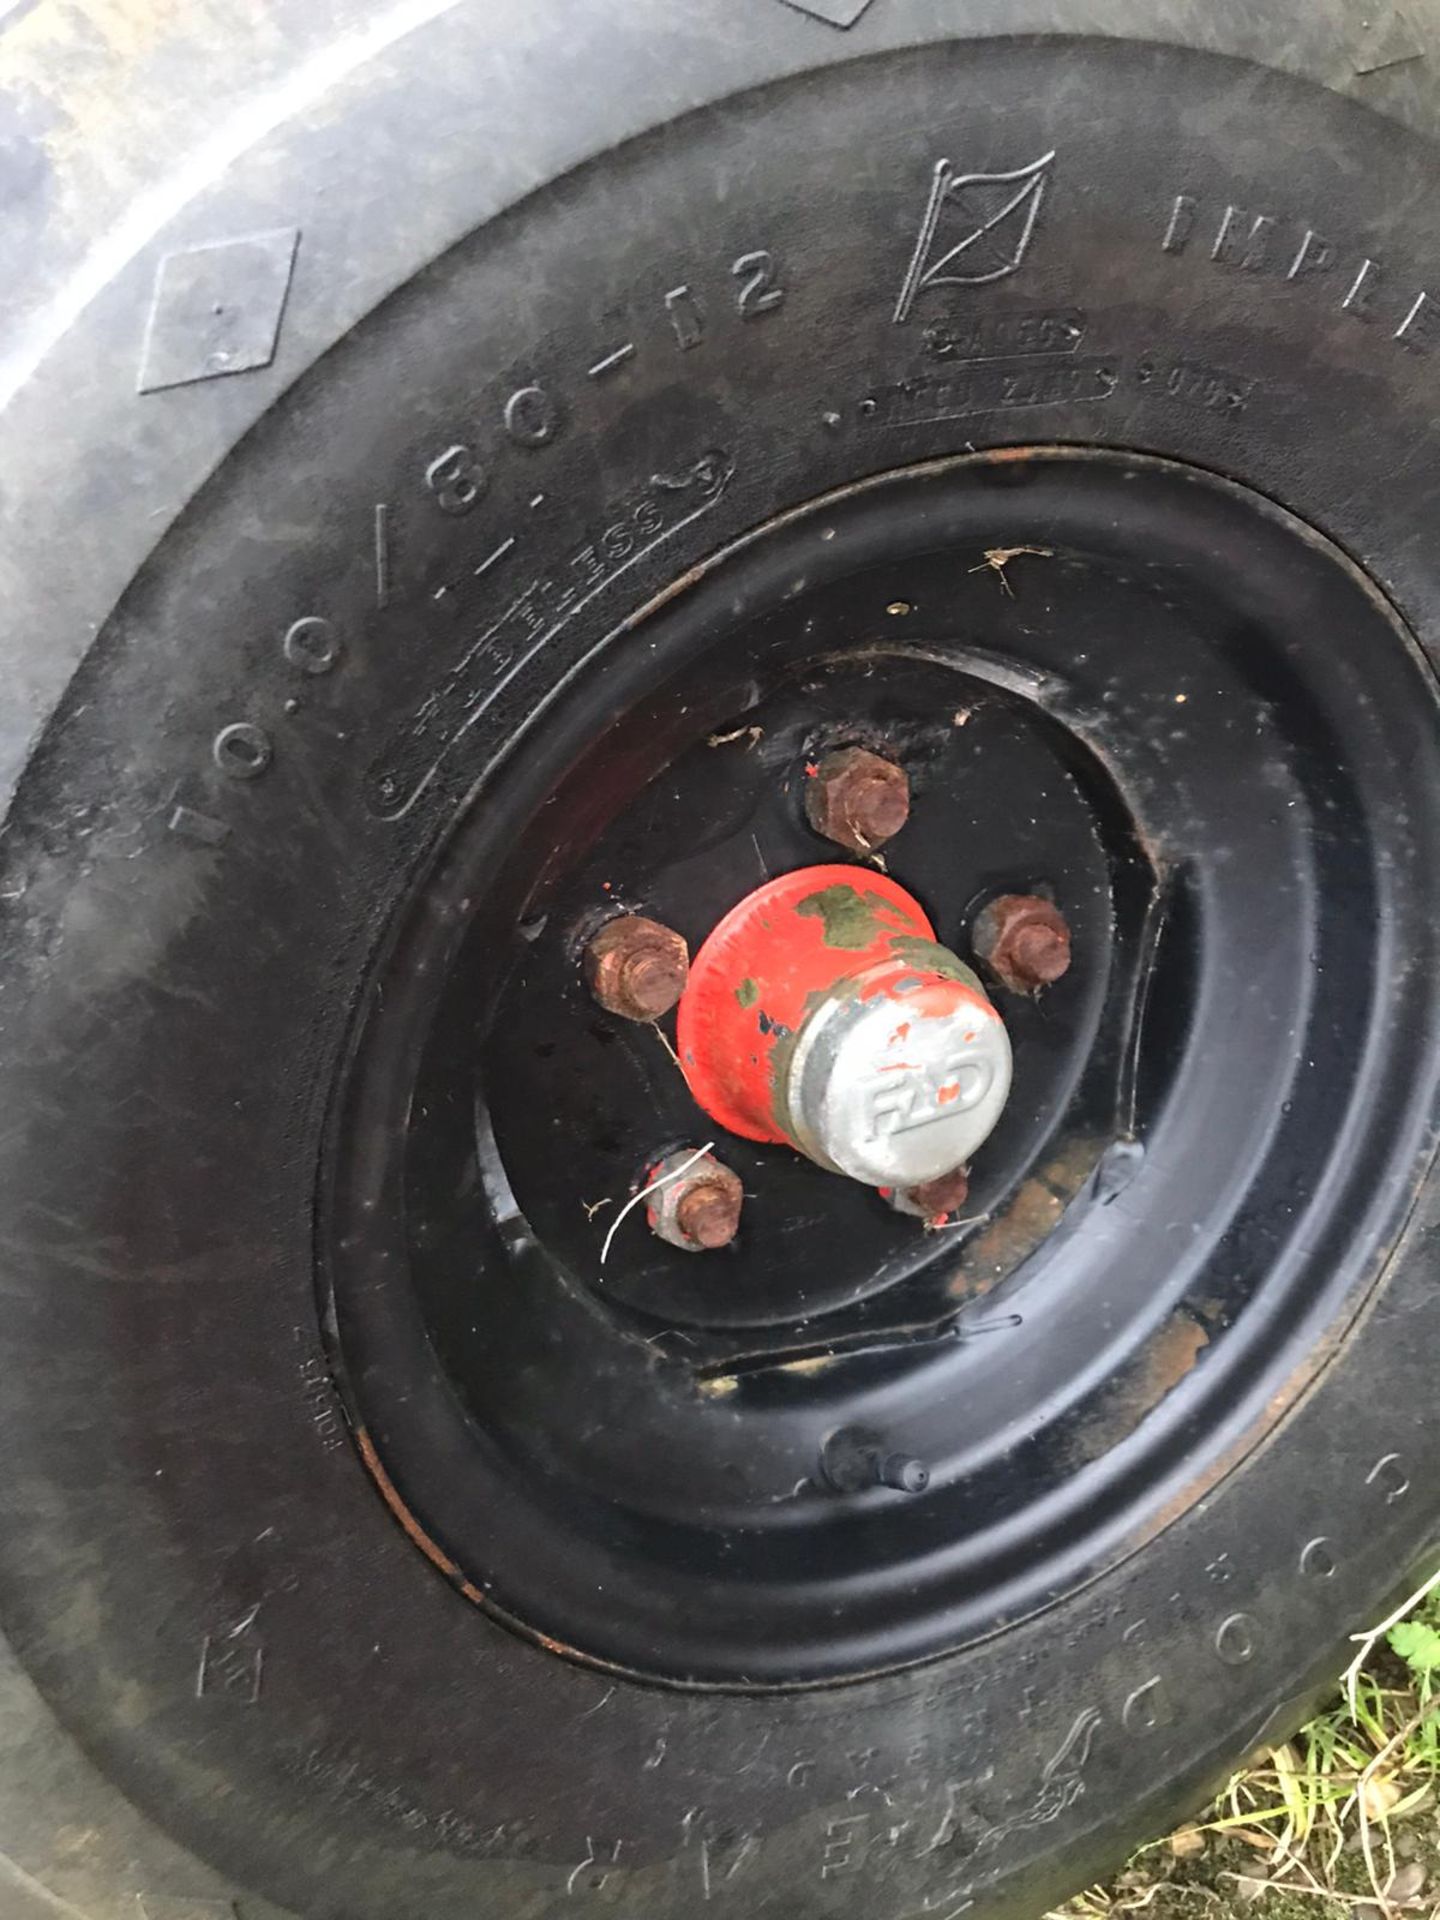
top-left (599, 1143), bottom-right (716, 1268)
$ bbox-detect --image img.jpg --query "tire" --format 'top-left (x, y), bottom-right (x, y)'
top-left (3, 5), bottom-right (1440, 1918)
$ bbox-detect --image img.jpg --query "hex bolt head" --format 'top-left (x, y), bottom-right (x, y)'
top-left (972, 893), bottom-right (1072, 995)
top-left (583, 914), bottom-right (690, 1022)
top-left (645, 1149), bottom-right (744, 1252)
top-left (804, 747), bottom-right (910, 855)
top-left (887, 1164), bottom-right (971, 1224)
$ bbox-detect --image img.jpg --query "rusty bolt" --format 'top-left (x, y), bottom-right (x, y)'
top-left (908, 1165), bottom-right (971, 1221)
top-left (584, 914), bottom-right (689, 1022)
top-left (804, 746), bottom-right (910, 855)
top-left (886, 1164), bottom-right (970, 1223)
top-left (645, 1149), bottom-right (744, 1252)
top-left (972, 894), bottom-right (1072, 995)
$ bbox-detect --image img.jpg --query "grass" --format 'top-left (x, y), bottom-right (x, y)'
top-left (1050, 1569), bottom-right (1440, 1920)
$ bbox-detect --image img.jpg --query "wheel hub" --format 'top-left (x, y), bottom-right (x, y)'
top-left (677, 865), bottom-right (1012, 1189)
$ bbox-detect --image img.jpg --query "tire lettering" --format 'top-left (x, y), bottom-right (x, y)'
top-left (733, 249), bottom-right (785, 318)
top-left (424, 443), bottom-right (486, 516)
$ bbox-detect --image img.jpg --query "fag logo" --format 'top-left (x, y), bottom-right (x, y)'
top-left (893, 151), bottom-right (1056, 323)
top-left (863, 1058), bottom-right (995, 1141)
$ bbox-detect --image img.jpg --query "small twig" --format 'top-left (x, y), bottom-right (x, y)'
top-left (1110, 1884), bottom-right (1164, 1915)
top-left (1268, 1826), bottom-right (1357, 1906)
top-left (921, 1207), bottom-right (986, 1234)
top-left (651, 1024), bottom-right (683, 1070)
top-left (1344, 1563), bottom-right (1440, 1718)
top-left (582, 1197), bottom-right (612, 1220)
top-left (1358, 1699), bottom-right (1440, 1795)
top-left (1216, 1871), bottom-right (1357, 1910)
top-left (1353, 1781), bottom-right (1392, 1915)
top-left (969, 544), bottom-right (1053, 597)
top-left (599, 1143), bottom-right (715, 1267)
top-left (1336, 1693), bottom-right (1440, 1912)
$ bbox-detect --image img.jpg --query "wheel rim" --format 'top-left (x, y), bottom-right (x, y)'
top-left (323, 447), bottom-right (1440, 1687)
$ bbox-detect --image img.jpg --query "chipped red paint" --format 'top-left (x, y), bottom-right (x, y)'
top-left (677, 864), bottom-right (991, 1148)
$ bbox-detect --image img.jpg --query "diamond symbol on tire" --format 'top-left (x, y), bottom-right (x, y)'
top-left (138, 228), bottom-right (300, 393)
top-left (778, 0), bottom-right (876, 25)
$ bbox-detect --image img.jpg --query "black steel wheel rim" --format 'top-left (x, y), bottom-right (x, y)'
top-left (323, 447), bottom-right (1440, 1688)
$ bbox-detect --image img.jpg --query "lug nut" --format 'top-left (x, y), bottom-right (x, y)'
top-left (646, 1148), bottom-right (743, 1252)
top-left (804, 746), bottom-right (910, 856)
top-left (886, 1164), bottom-right (970, 1224)
top-left (972, 893), bottom-right (1072, 994)
top-left (584, 914), bottom-right (689, 1022)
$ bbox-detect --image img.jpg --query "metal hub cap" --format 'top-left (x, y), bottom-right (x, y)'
top-left (786, 962), bottom-right (1010, 1186)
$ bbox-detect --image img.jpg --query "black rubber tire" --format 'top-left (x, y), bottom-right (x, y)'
top-left (3, 5), bottom-right (1440, 1918)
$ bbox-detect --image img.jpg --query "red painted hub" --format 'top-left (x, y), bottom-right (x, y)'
top-left (676, 864), bottom-right (993, 1153)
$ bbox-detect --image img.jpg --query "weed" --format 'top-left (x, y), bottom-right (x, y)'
top-left (1050, 1569), bottom-right (1440, 1920)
